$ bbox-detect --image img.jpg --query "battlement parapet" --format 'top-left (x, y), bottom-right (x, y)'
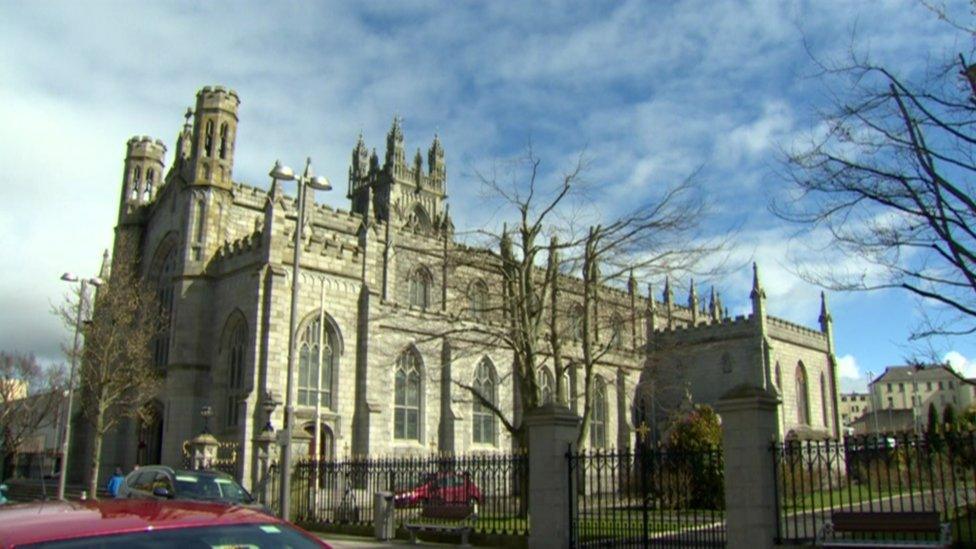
top-left (215, 229), bottom-right (264, 261)
top-left (653, 313), bottom-right (755, 340)
top-left (767, 317), bottom-right (824, 339)
top-left (197, 85), bottom-right (240, 111)
top-left (126, 136), bottom-right (167, 156)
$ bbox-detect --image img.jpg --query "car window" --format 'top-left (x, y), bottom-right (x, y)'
top-left (153, 472), bottom-right (174, 492)
top-left (134, 471), bottom-right (156, 491)
top-left (21, 522), bottom-right (322, 548)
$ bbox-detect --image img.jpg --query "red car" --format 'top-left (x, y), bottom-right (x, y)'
top-left (0, 498), bottom-right (331, 548)
top-left (394, 472), bottom-right (482, 508)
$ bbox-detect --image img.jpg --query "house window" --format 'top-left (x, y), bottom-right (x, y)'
top-left (394, 348), bottom-right (422, 440)
top-left (472, 358), bottom-right (496, 445)
top-left (470, 280), bottom-right (488, 320)
top-left (796, 363), bottom-right (810, 425)
top-left (409, 267), bottom-right (432, 310)
top-left (590, 376), bottom-right (608, 449)
top-left (297, 315), bottom-right (337, 409)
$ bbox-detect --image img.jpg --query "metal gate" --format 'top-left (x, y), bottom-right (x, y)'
top-left (567, 446), bottom-right (726, 547)
top-left (181, 439), bottom-right (242, 480)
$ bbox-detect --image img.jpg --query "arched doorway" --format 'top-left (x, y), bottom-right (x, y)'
top-left (304, 423), bottom-right (335, 461)
top-left (137, 401), bottom-right (164, 466)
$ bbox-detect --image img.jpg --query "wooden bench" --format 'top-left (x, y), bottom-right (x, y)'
top-left (404, 502), bottom-right (477, 546)
top-left (816, 511), bottom-right (951, 547)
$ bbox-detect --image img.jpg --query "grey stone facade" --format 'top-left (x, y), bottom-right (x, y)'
top-left (83, 85), bottom-right (841, 488)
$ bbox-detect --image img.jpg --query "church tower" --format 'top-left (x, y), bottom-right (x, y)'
top-left (188, 86), bottom-right (240, 189)
top-left (118, 136), bottom-right (167, 221)
top-left (349, 117), bottom-right (448, 232)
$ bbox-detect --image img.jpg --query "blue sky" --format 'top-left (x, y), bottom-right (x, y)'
top-left (0, 0), bottom-right (973, 390)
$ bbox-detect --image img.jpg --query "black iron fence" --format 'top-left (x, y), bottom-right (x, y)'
top-left (773, 432), bottom-right (976, 544)
top-left (287, 452), bottom-right (528, 537)
top-left (567, 446), bottom-right (725, 548)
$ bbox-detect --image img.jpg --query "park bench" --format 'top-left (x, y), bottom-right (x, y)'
top-left (816, 511), bottom-right (951, 548)
top-left (404, 502), bottom-right (478, 546)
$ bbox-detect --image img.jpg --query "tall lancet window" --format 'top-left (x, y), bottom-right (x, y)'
top-left (224, 316), bottom-right (247, 427)
top-left (472, 358), bottom-right (497, 444)
top-left (205, 120), bottom-right (214, 157)
top-left (590, 376), bottom-right (608, 448)
top-left (152, 245), bottom-right (178, 368)
top-left (219, 122), bottom-right (229, 159)
top-left (409, 267), bottom-right (432, 310)
top-left (796, 362), bottom-right (810, 426)
top-left (394, 348), bottom-right (422, 440)
top-left (297, 315), bottom-right (337, 409)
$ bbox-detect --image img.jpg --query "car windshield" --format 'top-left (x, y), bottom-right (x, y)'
top-left (174, 473), bottom-right (251, 503)
top-left (22, 523), bottom-right (319, 548)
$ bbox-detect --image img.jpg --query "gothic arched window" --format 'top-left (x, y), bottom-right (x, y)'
top-left (224, 315), bottom-right (247, 427)
top-left (590, 376), bottom-right (608, 449)
top-left (472, 358), bottom-right (497, 444)
top-left (820, 373), bottom-right (829, 428)
top-left (796, 362), bottom-right (810, 426)
top-left (775, 361), bottom-right (782, 388)
top-left (609, 315), bottom-right (624, 349)
top-left (219, 123), bottom-right (229, 159)
top-left (570, 304), bottom-right (584, 340)
top-left (297, 314), bottom-right (338, 409)
top-left (145, 169), bottom-right (155, 200)
top-left (150, 244), bottom-right (178, 368)
top-left (470, 280), bottom-right (488, 320)
top-left (539, 367), bottom-right (555, 405)
top-left (412, 205), bottom-right (431, 232)
top-left (131, 166), bottom-right (142, 200)
top-left (409, 267), bottom-right (432, 310)
top-left (394, 348), bottom-right (422, 440)
top-left (204, 120), bottom-right (214, 157)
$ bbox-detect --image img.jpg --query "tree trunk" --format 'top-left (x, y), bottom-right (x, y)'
top-left (87, 411), bottom-right (104, 499)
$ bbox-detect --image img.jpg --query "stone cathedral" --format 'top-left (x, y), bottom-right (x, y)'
top-left (76, 85), bottom-right (842, 488)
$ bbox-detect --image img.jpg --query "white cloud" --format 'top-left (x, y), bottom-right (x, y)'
top-left (944, 351), bottom-right (976, 379)
top-left (837, 354), bottom-right (861, 380)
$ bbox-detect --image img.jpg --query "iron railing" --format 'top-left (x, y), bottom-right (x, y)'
top-left (772, 432), bottom-right (976, 544)
top-left (567, 446), bottom-right (725, 548)
top-left (288, 452), bottom-right (528, 537)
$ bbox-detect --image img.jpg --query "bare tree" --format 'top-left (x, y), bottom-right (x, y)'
top-left (774, 24), bottom-right (976, 339)
top-left (449, 148), bottom-right (724, 448)
top-left (0, 352), bottom-right (65, 479)
top-left (57, 245), bottom-right (163, 497)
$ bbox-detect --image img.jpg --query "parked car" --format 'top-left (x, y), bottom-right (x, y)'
top-left (394, 471), bottom-right (482, 508)
top-left (0, 498), bottom-right (330, 548)
top-left (117, 466), bottom-right (262, 510)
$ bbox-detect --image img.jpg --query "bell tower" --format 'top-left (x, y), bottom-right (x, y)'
top-left (118, 136), bottom-right (167, 220)
top-left (189, 86), bottom-right (240, 189)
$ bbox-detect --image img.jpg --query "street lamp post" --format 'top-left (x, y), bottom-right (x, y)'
top-left (269, 158), bottom-right (331, 520)
top-left (58, 273), bottom-right (104, 500)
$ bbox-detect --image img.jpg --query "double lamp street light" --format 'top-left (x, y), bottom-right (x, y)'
top-left (269, 158), bottom-right (332, 520)
top-left (58, 272), bottom-right (104, 500)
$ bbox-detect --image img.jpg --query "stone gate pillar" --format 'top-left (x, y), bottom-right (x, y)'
top-left (252, 430), bottom-right (277, 504)
top-left (524, 403), bottom-right (580, 549)
top-left (715, 384), bottom-right (781, 549)
top-left (188, 432), bottom-right (219, 470)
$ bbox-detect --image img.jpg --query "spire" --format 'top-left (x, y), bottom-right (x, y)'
top-left (99, 249), bottom-right (111, 280)
top-left (627, 269), bottom-right (637, 295)
top-left (750, 262), bottom-right (766, 300)
top-left (689, 278), bottom-right (699, 324)
top-left (385, 115), bottom-right (405, 171)
top-left (709, 286), bottom-right (719, 321)
top-left (663, 275), bottom-right (673, 305)
top-left (819, 291), bottom-right (832, 330)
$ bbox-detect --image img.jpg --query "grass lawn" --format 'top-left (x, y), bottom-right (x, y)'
top-left (779, 483), bottom-right (911, 511)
